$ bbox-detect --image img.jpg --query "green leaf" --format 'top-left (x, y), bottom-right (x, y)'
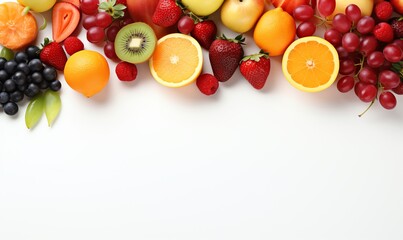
top-left (113, 4), bottom-right (127, 10)
top-left (44, 90), bottom-right (62, 127)
top-left (25, 94), bottom-right (45, 129)
top-left (98, 2), bottom-right (109, 10)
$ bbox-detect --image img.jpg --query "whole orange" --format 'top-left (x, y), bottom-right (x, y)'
top-left (253, 7), bottom-right (296, 57)
top-left (64, 50), bottom-right (110, 97)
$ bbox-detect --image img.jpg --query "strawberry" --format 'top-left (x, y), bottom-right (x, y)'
top-left (196, 73), bottom-right (219, 95)
top-left (209, 35), bottom-right (244, 82)
top-left (374, 1), bottom-right (393, 21)
top-left (191, 20), bottom-right (217, 50)
top-left (239, 51), bottom-right (271, 90)
top-left (373, 22), bottom-right (394, 43)
top-left (152, 0), bottom-right (182, 27)
top-left (63, 36), bottom-right (84, 55)
top-left (115, 61), bottom-right (138, 81)
top-left (40, 38), bottom-right (67, 71)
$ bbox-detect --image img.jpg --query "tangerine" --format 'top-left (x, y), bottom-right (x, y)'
top-left (64, 50), bottom-right (110, 97)
top-left (253, 7), bottom-right (296, 57)
top-left (0, 2), bottom-right (38, 51)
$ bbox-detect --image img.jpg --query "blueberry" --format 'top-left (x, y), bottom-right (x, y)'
top-left (10, 91), bottom-right (24, 103)
top-left (3, 102), bottom-right (18, 115)
top-left (38, 80), bottom-right (49, 90)
top-left (0, 57), bottom-right (6, 69)
top-left (12, 72), bottom-right (27, 86)
top-left (18, 84), bottom-right (27, 92)
top-left (28, 59), bottom-right (43, 72)
top-left (14, 52), bottom-right (29, 63)
top-left (4, 60), bottom-right (18, 74)
top-left (0, 82), bottom-right (2, 91)
top-left (43, 67), bottom-right (57, 81)
top-left (4, 79), bottom-right (16, 92)
top-left (24, 83), bottom-right (40, 98)
top-left (0, 70), bottom-right (8, 83)
top-left (30, 72), bottom-right (43, 84)
top-left (16, 62), bottom-right (30, 75)
top-left (0, 92), bottom-right (9, 104)
top-left (49, 80), bottom-right (62, 91)
top-left (25, 45), bottom-right (40, 60)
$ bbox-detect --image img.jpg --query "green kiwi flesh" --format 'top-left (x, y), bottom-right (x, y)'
top-left (114, 22), bottom-right (157, 64)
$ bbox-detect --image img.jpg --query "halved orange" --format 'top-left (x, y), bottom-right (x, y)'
top-left (282, 36), bottom-right (340, 92)
top-left (149, 33), bottom-right (203, 88)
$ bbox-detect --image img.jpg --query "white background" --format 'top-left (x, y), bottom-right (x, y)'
top-left (1, 1), bottom-right (402, 239)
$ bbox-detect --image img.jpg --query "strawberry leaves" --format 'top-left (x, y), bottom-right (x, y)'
top-left (99, 0), bottom-right (127, 19)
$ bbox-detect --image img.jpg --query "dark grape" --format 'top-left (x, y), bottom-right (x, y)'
top-left (49, 80), bottom-right (62, 91)
top-left (332, 13), bottom-right (352, 33)
top-left (4, 60), bottom-right (17, 74)
top-left (342, 32), bottom-right (360, 52)
top-left (3, 102), bottom-right (18, 115)
top-left (16, 62), bottom-right (30, 75)
top-left (43, 67), bottom-right (57, 82)
top-left (0, 92), bottom-right (9, 104)
top-left (24, 83), bottom-right (40, 98)
top-left (10, 91), bottom-right (24, 103)
top-left (358, 67), bottom-right (377, 85)
top-left (104, 42), bottom-right (118, 60)
top-left (379, 91), bottom-right (397, 110)
top-left (28, 59), bottom-right (44, 72)
top-left (106, 25), bottom-right (120, 42)
top-left (296, 21), bottom-right (316, 38)
top-left (359, 35), bottom-right (378, 56)
top-left (12, 71), bottom-right (27, 86)
top-left (30, 72), bottom-right (43, 84)
top-left (25, 45), bottom-right (40, 60)
top-left (356, 16), bottom-right (375, 34)
top-left (337, 75), bottom-right (355, 92)
top-left (324, 28), bottom-right (342, 47)
top-left (339, 58), bottom-right (356, 75)
top-left (293, 5), bottom-right (314, 21)
top-left (4, 79), bottom-right (16, 92)
top-left (336, 46), bottom-right (349, 59)
top-left (14, 52), bottom-right (29, 63)
top-left (392, 82), bottom-right (403, 95)
top-left (0, 70), bottom-right (8, 82)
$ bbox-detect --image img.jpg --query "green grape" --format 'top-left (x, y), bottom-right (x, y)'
top-left (17, 0), bottom-right (57, 13)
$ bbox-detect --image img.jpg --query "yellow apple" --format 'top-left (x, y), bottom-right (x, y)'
top-left (181, 0), bottom-right (224, 16)
top-left (221, 0), bottom-right (265, 33)
top-left (331, 0), bottom-right (374, 18)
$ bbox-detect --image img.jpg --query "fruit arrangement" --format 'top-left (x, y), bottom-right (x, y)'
top-left (0, 0), bottom-right (402, 128)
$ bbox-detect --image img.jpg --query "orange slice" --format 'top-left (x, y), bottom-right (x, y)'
top-left (149, 33), bottom-right (203, 88)
top-left (282, 36), bottom-right (340, 92)
top-left (0, 2), bottom-right (38, 51)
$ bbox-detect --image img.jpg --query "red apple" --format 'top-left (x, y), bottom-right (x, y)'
top-left (390, 0), bottom-right (403, 14)
top-left (221, 0), bottom-right (265, 33)
top-left (126, 0), bottom-right (176, 39)
top-left (270, 0), bottom-right (310, 14)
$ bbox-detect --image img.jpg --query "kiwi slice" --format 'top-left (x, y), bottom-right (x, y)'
top-left (114, 22), bottom-right (157, 64)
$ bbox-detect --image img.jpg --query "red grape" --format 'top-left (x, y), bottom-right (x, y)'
top-left (358, 67), bottom-right (377, 85)
top-left (104, 42), bottom-right (118, 60)
top-left (107, 25), bottom-right (120, 42)
top-left (383, 44), bottom-right (403, 63)
top-left (345, 4), bottom-right (361, 23)
top-left (392, 39), bottom-right (403, 50)
top-left (96, 12), bottom-right (113, 28)
top-left (337, 75), bottom-right (355, 93)
top-left (379, 91), bottom-right (397, 109)
top-left (87, 27), bottom-right (105, 43)
top-left (83, 15), bottom-right (97, 30)
top-left (332, 14), bottom-right (352, 33)
top-left (177, 16), bottom-right (195, 34)
top-left (81, 0), bottom-right (99, 15)
top-left (354, 82), bottom-right (366, 97)
top-left (359, 35), bottom-right (378, 56)
top-left (366, 51), bottom-right (385, 68)
top-left (357, 84), bottom-right (377, 102)
top-left (392, 82), bottom-right (403, 95)
top-left (342, 32), bottom-right (360, 52)
top-left (293, 5), bottom-right (314, 21)
top-left (356, 16), bottom-right (375, 34)
top-left (296, 21), bottom-right (316, 38)
top-left (379, 70), bottom-right (400, 89)
top-left (119, 17), bottom-right (134, 28)
top-left (317, 0), bottom-right (335, 17)
top-left (324, 28), bottom-right (342, 47)
top-left (336, 46), bottom-right (349, 59)
top-left (339, 58), bottom-right (356, 75)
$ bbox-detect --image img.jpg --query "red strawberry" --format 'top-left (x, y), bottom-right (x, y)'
top-left (152, 0), bottom-right (182, 27)
top-left (196, 73), bottom-right (219, 95)
top-left (373, 22), bottom-right (394, 43)
top-left (374, 1), bottom-right (393, 21)
top-left (40, 38), bottom-right (67, 71)
top-left (63, 36), bottom-right (84, 55)
top-left (239, 51), bottom-right (271, 90)
top-left (209, 35), bottom-right (245, 82)
top-left (191, 20), bottom-right (217, 50)
top-left (115, 61), bottom-right (138, 81)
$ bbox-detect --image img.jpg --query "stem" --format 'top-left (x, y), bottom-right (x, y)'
top-left (22, 6), bottom-right (30, 16)
top-left (358, 99), bottom-right (375, 117)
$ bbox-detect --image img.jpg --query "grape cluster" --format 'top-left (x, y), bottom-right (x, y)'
top-left (81, 0), bottom-right (131, 60)
top-left (0, 46), bottom-right (61, 116)
top-left (323, 4), bottom-right (403, 111)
